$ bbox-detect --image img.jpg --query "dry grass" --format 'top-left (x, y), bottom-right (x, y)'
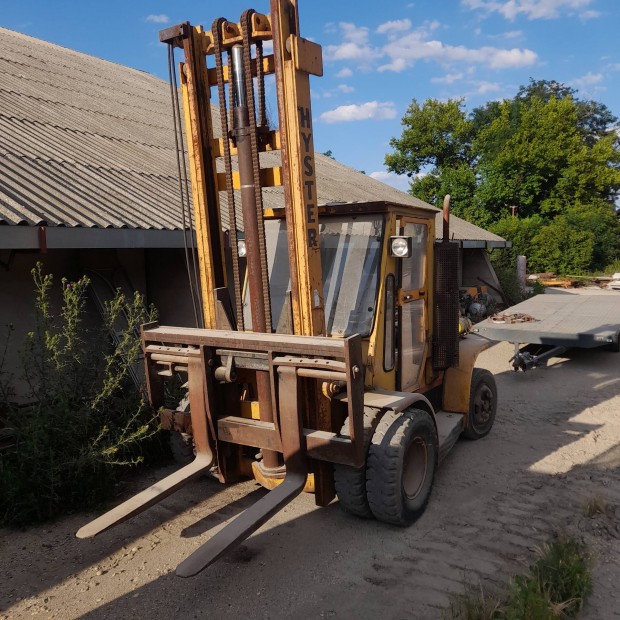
top-left (582, 494), bottom-right (610, 518)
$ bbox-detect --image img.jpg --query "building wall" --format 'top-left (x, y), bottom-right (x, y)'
top-left (0, 247), bottom-right (197, 401)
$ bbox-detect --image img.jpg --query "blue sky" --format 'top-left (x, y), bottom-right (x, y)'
top-left (4, 1), bottom-right (620, 192)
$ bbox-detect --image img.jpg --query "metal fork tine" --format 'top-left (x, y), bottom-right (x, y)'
top-left (176, 365), bottom-right (306, 577)
top-left (76, 452), bottom-right (213, 539)
top-left (176, 470), bottom-right (306, 577)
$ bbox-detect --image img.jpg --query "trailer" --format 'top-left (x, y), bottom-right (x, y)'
top-left (476, 290), bottom-right (620, 371)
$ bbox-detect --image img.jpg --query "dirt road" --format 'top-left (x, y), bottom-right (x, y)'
top-left (2, 340), bottom-right (619, 619)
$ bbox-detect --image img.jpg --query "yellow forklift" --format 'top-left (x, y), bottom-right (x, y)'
top-left (78, 0), bottom-right (497, 577)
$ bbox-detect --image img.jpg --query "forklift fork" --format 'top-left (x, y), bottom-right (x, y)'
top-left (177, 365), bottom-right (306, 576)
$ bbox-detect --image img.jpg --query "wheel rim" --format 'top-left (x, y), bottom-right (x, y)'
top-left (402, 436), bottom-right (428, 500)
top-left (473, 383), bottom-right (493, 429)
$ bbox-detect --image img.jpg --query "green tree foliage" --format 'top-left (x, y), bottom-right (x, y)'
top-left (386, 80), bottom-right (620, 274)
top-left (0, 265), bottom-right (161, 525)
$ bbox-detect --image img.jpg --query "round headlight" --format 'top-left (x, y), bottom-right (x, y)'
top-left (391, 237), bottom-right (409, 258)
top-left (237, 240), bottom-right (247, 258)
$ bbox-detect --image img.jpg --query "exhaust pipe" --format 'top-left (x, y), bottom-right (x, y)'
top-left (442, 194), bottom-right (451, 242)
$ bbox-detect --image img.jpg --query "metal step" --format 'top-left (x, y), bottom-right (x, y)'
top-left (436, 411), bottom-right (464, 465)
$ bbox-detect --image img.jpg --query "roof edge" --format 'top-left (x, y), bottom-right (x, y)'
top-left (0, 226), bottom-right (185, 249)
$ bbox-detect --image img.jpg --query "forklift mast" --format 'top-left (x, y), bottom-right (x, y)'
top-left (159, 1), bottom-right (324, 339)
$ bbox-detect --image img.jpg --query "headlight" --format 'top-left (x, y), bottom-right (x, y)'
top-left (389, 236), bottom-right (412, 258)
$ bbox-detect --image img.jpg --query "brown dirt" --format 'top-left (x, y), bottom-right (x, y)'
top-left (1, 340), bottom-right (619, 619)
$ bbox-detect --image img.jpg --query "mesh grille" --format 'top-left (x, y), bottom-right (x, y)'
top-left (433, 242), bottom-right (460, 369)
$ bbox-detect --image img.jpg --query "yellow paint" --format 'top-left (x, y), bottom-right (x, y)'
top-left (366, 212), bottom-right (397, 391)
top-left (251, 461), bottom-right (315, 492)
top-left (239, 400), bottom-right (261, 420)
top-left (216, 167), bottom-right (282, 191)
top-left (212, 131), bottom-right (281, 157)
top-left (180, 31), bottom-right (226, 329)
top-left (272, 0), bottom-right (325, 338)
top-left (442, 335), bottom-right (494, 413)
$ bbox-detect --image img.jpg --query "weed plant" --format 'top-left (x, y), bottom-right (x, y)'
top-left (0, 264), bottom-right (160, 526)
top-left (447, 534), bottom-right (591, 619)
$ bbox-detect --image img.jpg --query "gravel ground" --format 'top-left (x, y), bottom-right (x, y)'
top-left (1, 332), bottom-right (619, 619)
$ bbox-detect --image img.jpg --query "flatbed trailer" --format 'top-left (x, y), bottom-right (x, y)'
top-left (476, 291), bottom-right (620, 370)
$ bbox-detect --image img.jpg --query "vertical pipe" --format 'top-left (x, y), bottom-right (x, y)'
top-left (517, 255), bottom-right (527, 291)
top-left (231, 45), bottom-right (279, 470)
top-left (442, 194), bottom-right (451, 242)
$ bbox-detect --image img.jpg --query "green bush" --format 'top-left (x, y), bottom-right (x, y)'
top-left (490, 203), bottom-right (620, 277)
top-left (0, 264), bottom-right (161, 526)
top-left (529, 216), bottom-right (595, 275)
top-left (447, 535), bottom-right (591, 619)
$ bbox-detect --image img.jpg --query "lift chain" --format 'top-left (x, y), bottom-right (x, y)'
top-left (240, 9), bottom-right (273, 331)
top-left (212, 18), bottom-right (244, 330)
top-left (255, 38), bottom-right (267, 130)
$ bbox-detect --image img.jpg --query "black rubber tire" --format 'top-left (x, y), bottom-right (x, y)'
top-left (462, 368), bottom-right (497, 440)
top-left (605, 338), bottom-right (620, 353)
top-left (334, 409), bottom-right (380, 519)
top-left (366, 408), bottom-right (438, 526)
top-left (170, 431), bottom-right (195, 466)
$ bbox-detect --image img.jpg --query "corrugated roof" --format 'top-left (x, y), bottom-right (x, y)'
top-left (0, 27), bottom-right (506, 245)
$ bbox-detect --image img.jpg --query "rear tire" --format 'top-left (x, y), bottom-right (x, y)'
top-left (462, 368), bottom-right (497, 440)
top-left (334, 409), bottom-right (380, 519)
top-left (366, 409), bottom-right (437, 526)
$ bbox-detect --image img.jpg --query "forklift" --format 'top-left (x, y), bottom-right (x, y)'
top-left (77, 0), bottom-right (497, 577)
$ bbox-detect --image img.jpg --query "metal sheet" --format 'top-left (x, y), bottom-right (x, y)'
top-left (477, 293), bottom-right (620, 348)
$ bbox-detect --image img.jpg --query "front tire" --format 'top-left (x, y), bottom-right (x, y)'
top-left (334, 409), bottom-right (381, 519)
top-left (462, 368), bottom-right (497, 440)
top-left (366, 409), bottom-right (438, 526)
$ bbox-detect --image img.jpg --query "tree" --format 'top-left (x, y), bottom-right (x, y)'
top-left (385, 80), bottom-right (620, 273)
top-left (385, 98), bottom-right (473, 176)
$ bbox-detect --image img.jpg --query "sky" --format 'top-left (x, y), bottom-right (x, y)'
top-left (3, 0), bottom-right (620, 193)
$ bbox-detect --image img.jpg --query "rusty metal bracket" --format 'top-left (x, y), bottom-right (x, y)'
top-left (159, 22), bottom-right (190, 47)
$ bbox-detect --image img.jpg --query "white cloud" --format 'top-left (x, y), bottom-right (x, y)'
top-left (487, 47), bottom-right (537, 68)
top-left (320, 101), bottom-right (397, 123)
top-left (146, 14), bottom-right (169, 24)
top-left (336, 67), bottom-right (353, 78)
top-left (326, 16), bottom-right (535, 74)
top-left (325, 41), bottom-right (376, 62)
top-left (369, 171), bottom-right (411, 192)
top-left (378, 58), bottom-right (408, 72)
top-left (380, 32), bottom-right (537, 71)
top-left (570, 72), bottom-right (603, 89)
top-left (488, 29), bottom-right (523, 39)
top-left (475, 80), bottom-right (502, 94)
top-left (338, 84), bottom-right (355, 93)
top-left (376, 19), bottom-right (412, 35)
top-left (340, 22), bottom-right (370, 45)
top-left (324, 22), bottom-right (377, 64)
top-left (431, 72), bottom-right (465, 84)
top-left (462, 0), bottom-right (595, 21)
